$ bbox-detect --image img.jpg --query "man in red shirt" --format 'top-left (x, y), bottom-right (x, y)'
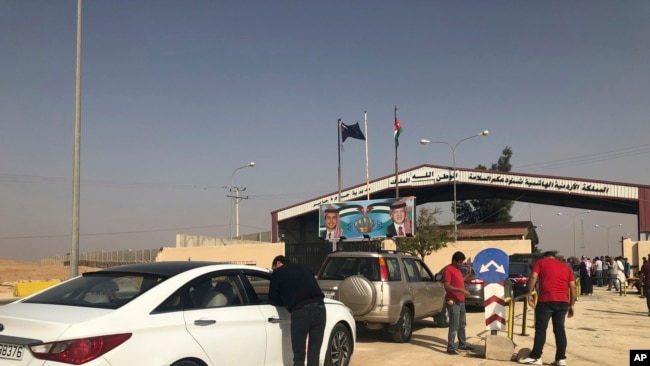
top-left (443, 251), bottom-right (472, 355)
top-left (519, 252), bottom-right (576, 366)
top-left (640, 253), bottom-right (650, 316)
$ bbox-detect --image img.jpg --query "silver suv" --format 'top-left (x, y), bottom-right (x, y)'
top-left (316, 251), bottom-right (448, 343)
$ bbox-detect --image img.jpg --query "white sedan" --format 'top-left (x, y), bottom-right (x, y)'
top-left (0, 261), bottom-right (355, 365)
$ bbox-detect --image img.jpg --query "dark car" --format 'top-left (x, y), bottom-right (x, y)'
top-left (437, 265), bottom-right (486, 308)
top-left (508, 261), bottom-right (532, 300)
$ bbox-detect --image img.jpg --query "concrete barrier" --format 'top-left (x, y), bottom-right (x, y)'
top-left (13, 280), bottom-right (60, 297)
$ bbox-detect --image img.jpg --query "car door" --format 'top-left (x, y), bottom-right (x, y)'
top-left (400, 258), bottom-right (428, 317)
top-left (413, 259), bottom-right (445, 314)
top-left (239, 269), bottom-right (293, 366)
top-left (183, 272), bottom-right (267, 366)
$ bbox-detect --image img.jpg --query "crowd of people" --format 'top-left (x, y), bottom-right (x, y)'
top-left (571, 255), bottom-right (646, 295)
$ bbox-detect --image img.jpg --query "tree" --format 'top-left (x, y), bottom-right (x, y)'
top-left (455, 146), bottom-right (515, 224)
top-left (399, 206), bottom-right (450, 260)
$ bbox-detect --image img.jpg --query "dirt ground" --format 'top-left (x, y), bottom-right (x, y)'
top-left (349, 284), bottom-right (650, 366)
top-left (0, 259), bottom-right (101, 297)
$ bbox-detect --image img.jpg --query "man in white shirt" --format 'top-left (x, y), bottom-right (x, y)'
top-left (594, 257), bottom-right (603, 287)
top-left (607, 257), bottom-right (620, 291)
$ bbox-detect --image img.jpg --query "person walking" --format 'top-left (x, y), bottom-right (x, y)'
top-left (269, 255), bottom-right (326, 366)
top-left (519, 251), bottom-right (576, 366)
top-left (593, 256), bottom-right (603, 287)
top-left (607, 257), bottom-right (620, 291)
top-left (442, 251), bottom-right (473, 355)
top-left (579, 256), bottom-right (593, 296)
top-left (615, 257), bottom-right (627, 289)
top-left (642, 254), bottom-right (650, 311)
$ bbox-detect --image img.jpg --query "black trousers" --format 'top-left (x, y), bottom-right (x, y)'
top-left (290, 303), bottom-right (327, 366)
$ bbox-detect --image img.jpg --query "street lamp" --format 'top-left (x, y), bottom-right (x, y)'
top-left (557, 210), bottom-right (590, 258)
top-left (229, 162), bottom-right (255, 240)
top-left (594, 223), bottom-right (623, 256)
top-left (420, 130), bottom-right (489, 242)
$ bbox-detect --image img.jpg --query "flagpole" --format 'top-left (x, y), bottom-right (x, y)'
top-left (394, 105), bottom-right (399, 198)
top-left (364, 110), bottom-right (370, 200)
top-left (337, 118), bottom-right (342, 202)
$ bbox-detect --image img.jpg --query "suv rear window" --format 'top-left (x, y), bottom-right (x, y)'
top-left (318, 257), bottom-right (401, 281)
top-left (509, 262), bottom-right (530, 274)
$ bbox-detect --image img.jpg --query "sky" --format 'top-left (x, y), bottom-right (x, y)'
top-left (1, 0), bottom-right (649, 261)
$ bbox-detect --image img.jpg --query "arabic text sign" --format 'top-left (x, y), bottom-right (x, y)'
top-left (473, 248), bottom-right (509, 283)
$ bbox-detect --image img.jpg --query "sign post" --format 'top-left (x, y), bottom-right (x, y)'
top-left (473, 248), bottom-right (509, 333)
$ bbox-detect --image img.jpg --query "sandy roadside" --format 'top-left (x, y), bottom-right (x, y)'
top-left (0, 259), bottom-right (101, 299)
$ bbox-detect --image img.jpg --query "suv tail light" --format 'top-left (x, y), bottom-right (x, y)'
top-left (512, 277), bottom-right (529, 284)
top-left (30, 333), bottom-right (131, 365)
top-left (378, 257), bottom-right (389, 281)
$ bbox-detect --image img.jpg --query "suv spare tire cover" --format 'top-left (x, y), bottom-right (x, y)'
top-left (338, 275), bottom-right (376, 316)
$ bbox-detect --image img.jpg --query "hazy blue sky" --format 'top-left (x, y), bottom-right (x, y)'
top-left (2, 1), bottom-right (649, 261)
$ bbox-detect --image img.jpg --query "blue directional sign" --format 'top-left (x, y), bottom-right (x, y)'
top-left (473, 248), bottom-right (509, 284)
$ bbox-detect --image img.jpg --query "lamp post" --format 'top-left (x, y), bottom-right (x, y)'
top-left (229, 162), bottom-right (255, 241)
top-left (557, 210), bottom-right (591, 258)
top-left (420, 130), bottom-right (489, 242)
top-left (594, 223), bottom-right (622, 257)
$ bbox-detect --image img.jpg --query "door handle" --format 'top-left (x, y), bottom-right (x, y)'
top-left (267, 317), bottom-right (285, 324)
top-left (194, 319), bottom-right (216, 326)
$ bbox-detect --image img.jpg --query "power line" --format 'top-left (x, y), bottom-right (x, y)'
top-left (515, 143), bottom-right (650, 173)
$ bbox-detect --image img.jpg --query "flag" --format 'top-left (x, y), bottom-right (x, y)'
top-left (339, 119), bottom-right (366, 142)
top-left (394, 117), bottom-right (403, 147)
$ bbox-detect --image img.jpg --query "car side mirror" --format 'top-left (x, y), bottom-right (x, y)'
top-left (435, 272), bottom-right (444, 282)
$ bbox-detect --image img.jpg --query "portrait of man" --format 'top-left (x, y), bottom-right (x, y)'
top-left (385, 199), bottom-right (412, 237)
top-left (319, 205), bottom-right (342, 239)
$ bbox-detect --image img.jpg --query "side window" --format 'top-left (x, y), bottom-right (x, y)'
top-left (384, 258), bottom-right (402, 281)
top-left (188, 274), bottom-right (243, 309)
top-left (240, 271), bottom-right (272, 304)
top-left (401, 258), bottom-right (420, 282)
top-left (414, 260), bottom-right (434, 282)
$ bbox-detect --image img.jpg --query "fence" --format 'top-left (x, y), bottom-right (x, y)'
top-left (42, 249), bottom-right (161, 269)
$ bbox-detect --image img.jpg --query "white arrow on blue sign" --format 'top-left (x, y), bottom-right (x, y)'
top-left (473, 248), bottom-right (509, 283)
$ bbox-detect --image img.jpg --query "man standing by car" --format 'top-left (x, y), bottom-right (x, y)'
top-left (519, 251), bottom-right (576, 366)
top-left (443, 251), bottom-right (473, 355)
top-left (269, 255), bottom-right (326, 366)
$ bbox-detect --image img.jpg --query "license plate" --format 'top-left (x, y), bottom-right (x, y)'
top-left (323, 291), bottom-right (336, 299)
top-left (0, 342), bottom-right (24, 361)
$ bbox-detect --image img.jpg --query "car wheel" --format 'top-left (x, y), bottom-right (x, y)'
top-left (391, 306), bottom-right (413, 343)
top-left (338, 275), bottom-right (376, 316)
top-left (325, 323), bottom-right (353, 366)
top-left (171, 360), bottom-right (203, 366)
top-left (434, 304), bottom-right (450, 328)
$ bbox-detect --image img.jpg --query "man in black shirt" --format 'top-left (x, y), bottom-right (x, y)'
top-left (269, 255), bottom-right (327, 366)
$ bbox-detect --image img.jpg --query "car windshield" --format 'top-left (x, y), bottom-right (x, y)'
top-left (318, 257), bottom-right (380, 281)
top-left (23, 272), bottom-right (168, 309)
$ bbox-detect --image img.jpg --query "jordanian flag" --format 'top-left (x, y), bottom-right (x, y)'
top-left (394, 117), bottom-right (402, 148)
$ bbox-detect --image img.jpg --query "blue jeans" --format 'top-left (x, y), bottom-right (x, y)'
top-left (447, 301), bottom-right (468, 351)
top-left (291, 303), bottom-right (327, 366)
top-left (529, 302), bottom-right (569, 361)
top-left (595, 270), bottom-right (603, 286)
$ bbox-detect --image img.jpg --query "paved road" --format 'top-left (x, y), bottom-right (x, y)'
top-left (349, 285), bottom-right (649, 366)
